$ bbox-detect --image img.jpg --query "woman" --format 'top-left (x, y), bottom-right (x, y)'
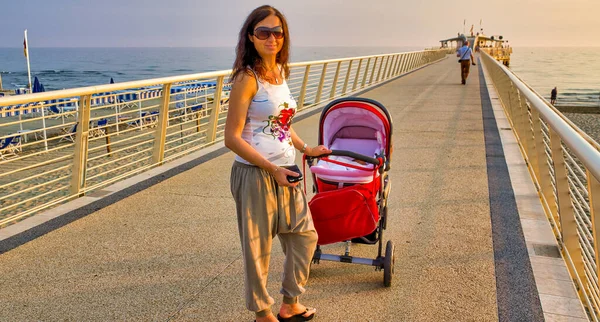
top-left (224, 5), bottom-right (330, 322)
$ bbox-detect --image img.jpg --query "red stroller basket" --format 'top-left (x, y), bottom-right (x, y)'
top-left (304, 97), bottom-right (395, 287)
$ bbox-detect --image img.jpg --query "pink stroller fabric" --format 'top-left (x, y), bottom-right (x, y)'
top-left (310, 137), bottom-right (383, 183)
top-left (310, 105), bottom-right (387, 184)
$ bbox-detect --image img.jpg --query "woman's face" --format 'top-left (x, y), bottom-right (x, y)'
top-left (250, 15), bottom-right (284, 58)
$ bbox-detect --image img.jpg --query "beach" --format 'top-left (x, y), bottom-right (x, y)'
top-left (564, 111), bottom-right (600, 144)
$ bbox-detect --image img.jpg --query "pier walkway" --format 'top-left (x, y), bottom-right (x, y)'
top-left (0, 57), bottom-right (587, 321)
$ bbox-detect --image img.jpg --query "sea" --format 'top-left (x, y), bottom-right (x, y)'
top-left (1, 46), bottom-right (599, 106)
top-left (510, 47), bottom-right (600, 107)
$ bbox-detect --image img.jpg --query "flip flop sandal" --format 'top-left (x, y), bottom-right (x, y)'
top-left (276, 308), bottom-right (316, 322)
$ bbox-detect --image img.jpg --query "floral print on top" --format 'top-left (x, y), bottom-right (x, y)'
top-left (262, 102), bottom-right (295, 144)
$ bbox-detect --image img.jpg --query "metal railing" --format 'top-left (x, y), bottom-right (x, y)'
top-left (0, 49), bottom-right (447, 227)
top-left (481, 47), bottom-right (512, 65)
top-left (481, 51), bottom-right (600, 320)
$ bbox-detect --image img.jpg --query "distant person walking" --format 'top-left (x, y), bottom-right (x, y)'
top-left (551, 87), bottom-right (557, 105)
top-left (456, 41), bottom-right (476, 85)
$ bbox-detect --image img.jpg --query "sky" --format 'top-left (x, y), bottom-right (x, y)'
top-left (1, 0), bottom-right (599, 48)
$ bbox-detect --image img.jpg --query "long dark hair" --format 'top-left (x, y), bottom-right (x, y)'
top-left (230, 5), bottom-right (290, 83)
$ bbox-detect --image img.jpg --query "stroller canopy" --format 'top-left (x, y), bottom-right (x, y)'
top-left (319, 98), bottom-right (392, 157)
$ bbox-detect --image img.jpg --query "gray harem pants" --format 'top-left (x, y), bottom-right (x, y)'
top-left (230, 161), bottom-right (318, 316)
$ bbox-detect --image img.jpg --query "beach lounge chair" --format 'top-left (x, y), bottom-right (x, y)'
top-left (90, 119), bottom-right (108, 137)
top-left (59, 123), bottom-right (78, 143)
top-left (91, 93), bottom-right (114, 107)
top-left (48, 103), bottom-right (76, 119)
top-left (48, 105), bottom-right (64, 119)
top-left (125, 111), bottom-right (158, 129)
top-left (0, 135), bottom-right (22, 160)
top-left (115, 91), bottom-right (140, 109)
top-left (142, 111), bottom-right (159, 128)
top-left (189, 104), bottom-right (207, 118)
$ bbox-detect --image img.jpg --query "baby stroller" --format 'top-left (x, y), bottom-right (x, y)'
top-left (303, 97), bottom-right (394, 287)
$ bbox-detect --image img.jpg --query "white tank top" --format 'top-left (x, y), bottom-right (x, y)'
top-left (234, 67), bottom-right (298, 166)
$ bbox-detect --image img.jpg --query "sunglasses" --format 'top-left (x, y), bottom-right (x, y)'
top-left (252, 26), bottom-right (284, 40)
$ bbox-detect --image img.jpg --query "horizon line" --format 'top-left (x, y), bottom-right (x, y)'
top-left (0, 45), bottom-right (430, 49)
top-left (1, 45), bottom-right (599, 49)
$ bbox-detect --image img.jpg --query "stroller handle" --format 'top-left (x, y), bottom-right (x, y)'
top-left (324, 150), bottom-right (381, 166)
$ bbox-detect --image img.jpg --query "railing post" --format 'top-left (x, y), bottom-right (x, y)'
top-left (298, 65), bottom-right (311, 108)
top-left (352, 59), bottom-right (362, 91)
top-left (531, 110), bottom-right (555, 220)
top-left (361, 58), bottom-right (371, 88)
top-left (376, 56), bottom-right (386, 82)
top-left (381, 56), bottom-right (388, 81)
top-left (369, 57), bottom-right (378, 84)
top-left (152, 83), bottom-right (172, 165)
top-left (387, 55), bottom-right (395, 78)
top-left (415, 52), bottom-right (422, 69)
top-left (524, 100), bottom-right (539, 177)
top-left (512, 86), bottom-right (526, 146)
top-left (588, 170), bottom-right (600, 282)
top-left (385, 56), bottom-right (392, 79)
top-left (342, 60), bottom-right (353, 95)
top-left (496, 68), bottom-right (511, 121)
top-left (70, 94), bottom-right (92, 196)
top-left (507, 83), bottom-right (520, 141)
top-left (408, 53), bottom-right (416, 71)
top-left (389, 55), bottom-right (397, 77)
top-left (550, 129), bottom-right (584, 282)
top-left (206, 76), bottom-right (225, 143)
top-left (518, 91), bottom-right (531, 155)
top-left (391, 54), bottom-right (400, 77)
top-left (379, 56), bottom-right (388, 82)
top-left (314, 63), bottom-right (328, 104)
top-left (414, 52), bottom-right (420, 69)
top-left (330, 61), bottom-right (342, 99)
top-left (398, 54), bottom-right (407, 74)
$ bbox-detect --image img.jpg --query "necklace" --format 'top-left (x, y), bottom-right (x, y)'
top-left (264, 64), bottom-right (279, 84)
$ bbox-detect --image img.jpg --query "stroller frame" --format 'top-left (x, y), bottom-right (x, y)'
top-left (304, 97), bottom-right (395, 287)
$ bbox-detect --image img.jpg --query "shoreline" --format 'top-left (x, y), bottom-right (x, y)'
top-left (555, 105), bottom-right (600, 114)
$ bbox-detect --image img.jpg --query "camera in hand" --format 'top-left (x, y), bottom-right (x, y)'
top-left (284, 165), bottom-right (303, 183)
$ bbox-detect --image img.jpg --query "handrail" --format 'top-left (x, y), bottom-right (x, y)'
top-left (0, 49), bottom-right (448, 227)
top-left (0, 50), bottom-right (437, 106)
top-left (499, 67), bottom-right (600, 151)
top-left (491, 57), bottom-right (600, 179)
top-left (481, 50), bottom-right (600, 321)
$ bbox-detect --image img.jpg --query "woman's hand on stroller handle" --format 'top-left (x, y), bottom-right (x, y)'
top-left (327, 150), bottom-right (381, 166)
top-left (305, 145), bottom-right (332, 157)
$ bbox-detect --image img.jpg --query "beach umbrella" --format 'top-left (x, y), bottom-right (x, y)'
top-left (32, 77), bottom-right (42, 93)
top-left (32, 77), bottom-right (49, 151)
top-left (110, 78), bottom-right (114, 84)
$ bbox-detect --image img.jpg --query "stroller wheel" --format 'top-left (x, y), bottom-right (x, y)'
top-left (383, 240), bottom-right (395, 287)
